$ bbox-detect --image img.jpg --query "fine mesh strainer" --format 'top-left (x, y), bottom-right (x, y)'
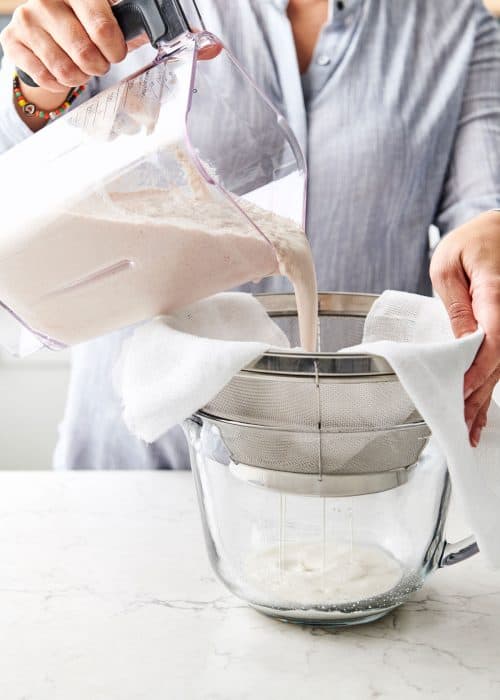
top-left (197, 292), bottom-right (431, 497)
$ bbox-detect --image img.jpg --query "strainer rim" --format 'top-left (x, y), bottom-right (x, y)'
top-left (195, 410), bottom-right (429, 435)
top-left (249, 292), bottom-right (394, 377)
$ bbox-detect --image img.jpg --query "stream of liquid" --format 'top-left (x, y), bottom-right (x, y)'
top-left (266, 316), bottom-right (402, 607)
top-left (279, 494), bottom-right (287, 583)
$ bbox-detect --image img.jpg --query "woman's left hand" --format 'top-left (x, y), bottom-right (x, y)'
top-left (430, 210), bottom-right (500, 447)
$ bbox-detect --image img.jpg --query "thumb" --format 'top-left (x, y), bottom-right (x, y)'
top-left (128, 30), bottom-right (222, 59)
top-left (126, 34), bottom-right (150, 52)
top-left (432, 265), bottom-right (478, 339)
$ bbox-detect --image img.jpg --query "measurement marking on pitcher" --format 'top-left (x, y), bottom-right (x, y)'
top-left (348, 504), bottom-right (353, 570)
top-left (314, 360), bottom-right (323, 481)
top-left (279, 494), bottom-right (287, 582)
top-left (322, 498), bottom-right (327, 586)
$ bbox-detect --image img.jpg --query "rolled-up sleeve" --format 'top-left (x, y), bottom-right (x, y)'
top-left (0, 55), bottom-right (96, 155)
top-left (436, 4), bottom-right (500, 234)
top-left (0, 57), bottom-right (34, 152)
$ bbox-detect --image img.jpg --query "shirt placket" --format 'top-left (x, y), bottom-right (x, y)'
top-left (301, 0), bottom-right (365, 107)
top-left (264, 0), bottom-right (364, 154)
top-left (263, 0), bottom-right (308, 154)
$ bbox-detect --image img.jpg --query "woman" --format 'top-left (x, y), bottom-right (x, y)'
top-left (0, 0), bottom-right (499, 468)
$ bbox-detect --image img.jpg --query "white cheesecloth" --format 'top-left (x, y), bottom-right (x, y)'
top-left (115, 290), bottom-right (500, 566)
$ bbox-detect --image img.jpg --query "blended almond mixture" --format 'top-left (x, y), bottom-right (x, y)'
top-left (0, 153), bottom-right (317, 349)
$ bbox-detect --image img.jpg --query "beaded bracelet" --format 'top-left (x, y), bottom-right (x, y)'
top-left (13, 73), bottom-right (86, 122)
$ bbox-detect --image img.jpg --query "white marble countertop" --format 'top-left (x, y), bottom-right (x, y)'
top-left (0, 471), bottom-right (499, 700)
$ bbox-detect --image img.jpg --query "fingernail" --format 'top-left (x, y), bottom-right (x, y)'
top-left (472, 427), bottom-right (483, 447)
top-left (464, 386), bottom-right (474, 400)
top-left (466, 418), bottom-right (473, 432)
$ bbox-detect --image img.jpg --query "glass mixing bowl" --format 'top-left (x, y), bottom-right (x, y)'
top-left (184, 293), bottom-right (478, 626)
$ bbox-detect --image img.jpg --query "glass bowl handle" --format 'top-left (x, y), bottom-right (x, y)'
top-left (439, 535), bottom-right (479, 567)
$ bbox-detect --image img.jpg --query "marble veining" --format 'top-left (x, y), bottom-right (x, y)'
top-left (0, 471), bottom-right (498, 700)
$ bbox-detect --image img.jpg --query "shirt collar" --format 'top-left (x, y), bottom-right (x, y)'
top-left (267, 0), bottom-right (364, 24)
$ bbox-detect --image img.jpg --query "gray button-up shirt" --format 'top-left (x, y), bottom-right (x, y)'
top-left (1, 0), bottom-right (500, 469)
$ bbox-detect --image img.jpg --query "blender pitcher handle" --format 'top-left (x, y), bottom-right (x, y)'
top-left (439, 535), bottom-right (479, 567)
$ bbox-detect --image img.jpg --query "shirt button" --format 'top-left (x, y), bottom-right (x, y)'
top-left (316, 55), bottom-right (331, 67)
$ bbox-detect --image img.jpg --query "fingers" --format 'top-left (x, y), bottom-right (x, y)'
top-left (126, 34), bottom-right (150, 52)
top-left (465, 368), bottom-right (500, 446)
top-left (470, 399), bottom-right (489, 448)
top-left (126, 28), bottom-right (222, 57)
top-left (463, 278), bottom-right (499, 445)
top-left (15, 7), bottom-right (90, 88)
top-left (430, 260), bottom-right (478, 339)
top-left (198, 39), bottom-right (223, 60)
top-left (126, 32), bottom-right (222, 57)
top-left (3, 0), bottom-right (127, 91)
top-left (431, 213), bottom-right (500, 448)
top-left (70, 0), bottom-right (126, 64)
top-left (465, 278), bottom-right (500, 398)
top-left (1, 34), bottom-right (68, 93)
top-left (464, 334), bottom-right (500, 399)
top-left (40, 1), bottom-right (110, 78)
top-left (3, 3), bottom-right (86, 91)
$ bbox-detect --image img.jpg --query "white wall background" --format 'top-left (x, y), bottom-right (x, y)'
top-left (0, 349), bottom-right (70, 470)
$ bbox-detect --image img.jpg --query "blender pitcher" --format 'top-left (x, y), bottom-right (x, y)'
top-left (0, 0), bottom-right (306, 354)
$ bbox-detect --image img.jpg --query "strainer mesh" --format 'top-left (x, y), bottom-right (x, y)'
top-left (201, 421), bottom-right (430, 475)
top-left (200, 299), bottom-right (430, 476)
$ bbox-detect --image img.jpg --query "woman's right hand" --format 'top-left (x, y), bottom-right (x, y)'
top-left (0, 0), bottom-right (138, 93)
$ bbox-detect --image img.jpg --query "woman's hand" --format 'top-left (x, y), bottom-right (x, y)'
top-left (0, 1), bottom-right (220, 132)
top-left (0, 0), bottom-right (136, 93)
top-left (430, 210), bottom-right (500, 446)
